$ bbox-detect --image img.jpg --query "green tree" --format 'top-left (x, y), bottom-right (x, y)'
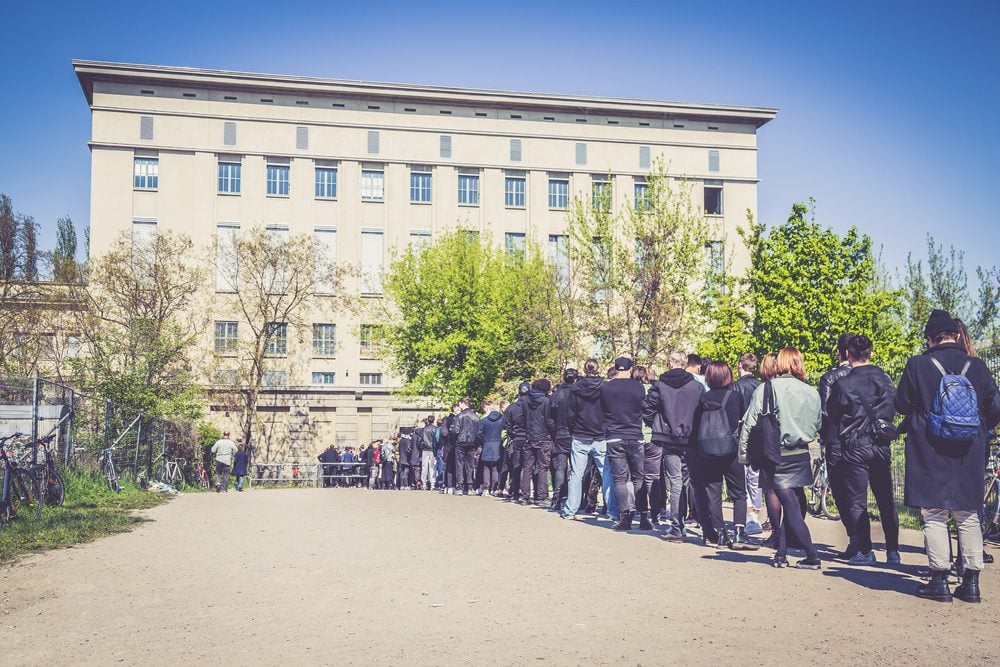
top-left (381, 230), bottom-right (570, 404)
top-left (53, 216), bottom-right (78, 283)
top-left (566, 160), bottom-right (716, 367)
top-left (974, 266), bottom-right (999, 345)
top-left (18, 214), bottom-right (38, 281)
top-left (0, 194), bottom-right (16, 280)
top-left (741, 201), bottom-right (909, 378)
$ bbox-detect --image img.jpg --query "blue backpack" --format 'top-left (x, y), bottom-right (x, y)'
top-left (927, 358), bottom-right (980, 441)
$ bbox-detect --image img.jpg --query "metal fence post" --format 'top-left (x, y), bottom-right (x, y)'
top-left (133, 412), bottom-right (144, 478)
top-left (31, 374), bottom-right (40, 466)
top-left (65, 388), bottom-right (75, 467)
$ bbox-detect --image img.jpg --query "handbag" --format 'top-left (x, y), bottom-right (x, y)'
top-left (747, 380), bottom-right (782, 467)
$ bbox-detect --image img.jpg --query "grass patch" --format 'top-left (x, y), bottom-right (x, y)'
top-left (0, 468), bottom-right (168, 564)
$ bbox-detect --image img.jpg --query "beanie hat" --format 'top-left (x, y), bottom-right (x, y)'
top-left (924, 309), bottom-right (958, 338)
top-left (614, 356), bottom-right (634, 371)
top-left (563, 368), bottom-right (579, 384)
top-left (517, 381), bottom-right (531, 396)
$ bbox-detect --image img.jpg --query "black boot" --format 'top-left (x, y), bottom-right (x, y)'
top-left (614, 511), bottom-right (634, 532)
top-left (915, 570), bottom-right (953, 603)
top-left (955, 569), bottom-right (982, 603)
top-left (638, 512), bottom-right (653, 530)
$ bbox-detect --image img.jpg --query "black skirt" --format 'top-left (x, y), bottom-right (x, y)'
top-left (758, 451), bottom-right (811, 491)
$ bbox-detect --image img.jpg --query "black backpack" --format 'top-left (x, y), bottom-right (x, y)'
top-left (747, 381), bottom-right (782, 467)
top-left (696, 392), bottom-right (737, 457)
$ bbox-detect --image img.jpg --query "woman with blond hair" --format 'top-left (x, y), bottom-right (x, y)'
top-left (739, 347), bottom-right (822, 569)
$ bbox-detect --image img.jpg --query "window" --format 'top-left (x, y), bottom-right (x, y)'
top-left (634, 180), bottom-right (649, 211)
top-left (367, 130), bottom-right (380, 154)
top-left (504, 232), bottom-right (525, 256)
top-left (313, 323), bottom-right (337, 356)
top-left (265, 322), bottom-right (288, 355)
top-left (510, 139), bottom-right (522, 162)
top-left (262, 370), bottom-right (287, 387)
top-left (360, 230), bottom-right (384, 295)
top-left (440, 135), bottom-right (452, 158)
top-left (140, 116), bottom-right (153, 140)
top-left (359, 373), bottom-right (383, 386)
top-left (548, 234), bottom-right (569, 285)
top-left (312, 372), bottom-right (336, 385)
top-left (639, 146), bottom-right (651, 169)
top-left (504, 176), bottom-right (525, 208)
top-left (592, 177), bottom-right (611, 212)
top-left (215, 223), bottom-right (239, 292)
top-left (410, 170), bottom-right (432, 203)
top-left (133, 157), bottom-right (158, 190)
top-left (361, 169), bottom-right (384, 201)
top-left (223, 121), bottom-right (236, 145)
top-left (704, 181), bottom-right (723, 215)
top-left (314, 227), bottom-right (337, 293)
top-left (218, 161), bottom-right (241, 194)
top-left (131, 219), bottom-right (157, 255)
top-left (296, 126), bottom-right (309, 150)
top-left (264, 225), bottom-right (289, 292)
top-left (266, 164), bottom-right (290, 196)
top-left (548, 177), bottom-right (569, 209)
top-left (359, 324), bottom-right (384, 358)
top-left (708, 150), bottom-right (720, 172)
top-left (410, 230), bottom-right (432, 252)
top-left (214, 321), bottom-right (238, 353)
top-left (575, 143), bottom-right (587, 166)
top-left (315, 167), bottom-right (337, 198)
top-left (458, 174), bottom-right (479, 205)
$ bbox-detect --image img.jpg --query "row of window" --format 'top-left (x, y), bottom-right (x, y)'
top-left (213, 369), bottom-right (382, 387)
top-left (136, 157), bottom-right (724, 214)
top-left (214, 321), bottom-right (384, 358)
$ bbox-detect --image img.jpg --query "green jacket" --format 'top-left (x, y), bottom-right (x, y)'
top-left (738, 374), bottom-right (821, 464)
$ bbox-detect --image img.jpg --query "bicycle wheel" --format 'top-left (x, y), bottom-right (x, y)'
top-left (983, 477), bottom-right (1000, 541)
top-left (806, 470), bottom-right (823, 516)
top-left (105, 461), bottom-right (121, 493)
top-left (821, 480), bottom-right (840, 521)
top-left (13, 468), bottom-right (38, 513)
top-left (46, 469), bottom-right (65, 507)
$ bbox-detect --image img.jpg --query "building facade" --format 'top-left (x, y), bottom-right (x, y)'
top-left (74, 60), bottom-right (776, 459)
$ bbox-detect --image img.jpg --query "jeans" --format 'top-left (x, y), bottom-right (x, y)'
top-left (745, 465), bottom-right (762, 511)
top-left (215, 462), bottom-right (231, 491)
top-left (841, 456), bottom-right (899, 553)
top-left (690, 452), bottom-right (748, 538)
top-left (923, 508), bottom-right (983, 571)
top-left (607, 439), bottom-right (644, 514)
top-left (639, 442), bottom-right (663, 514)
top-left (455, 446), bottom-right (477, 490)
top-left (550, 451), bottom-right (569, 507)
top-left (235, 475), bottom-right (245, 491)
top-left (421, 450), bottom-right (437, 488)
top-left (602, 453), bottom-right (618, 517)
top-left (663, 447), bottom-right (689, 527)
top-left (563, 438), bottom-right (611, 517)
top-left (521, 441), bottom-right (552, 501)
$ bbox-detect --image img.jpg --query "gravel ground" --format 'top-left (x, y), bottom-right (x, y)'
top-left (1, 487), bottom-right (996, 665)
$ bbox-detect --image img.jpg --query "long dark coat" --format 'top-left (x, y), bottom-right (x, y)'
top-left (896, 342), bottom-right (1000, 510)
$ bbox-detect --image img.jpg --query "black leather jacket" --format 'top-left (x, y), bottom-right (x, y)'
top-left (449, 408), bottom-right (480, 446)
top-left (823, 364), bottom-right (897, 464)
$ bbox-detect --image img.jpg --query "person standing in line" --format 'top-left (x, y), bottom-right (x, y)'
top-left (434, 417), bottom-right (445, 488)
top-left (733, 353), bottom-right (763, 534)
top-left (739, 347), bottom-right (823, 570)
top-left (232, 443), bottom-right (250, 492)
top-left (602, 357), bottom-right (647, 531)
top-left (689, 361), bottom-right (757, 549)
top-left (477, 399), bottom-right (504, 495)
top-left (318, 443), bottom-right (338, 488)
top-left (211, 431), bottom-right (238, 493)
top-left (496, 400), bottom-right (510, 493)
top-left (549, 369), bottom-right (578, 511)
top-left (502, 383), bottom-right (530, 501)
top-left (819, 333), bottom-right (856, 556)
top-left (449, 397), bottom-right (481, 496)
top-left (419, 415), bottom-right (437, 491)
top-left (520, 379), bottom-right (556, 505)
top-left (896, 310), bottom-right (1000, 603)
top-left (340, 446), bottom-right (358, 488)
top-left (441, 406), bottom-right (458, 494)
top-left (687, 354), bottom-right (709, 390)
top-left (397, 429), bottom-right (413, 490)
top-left (824, 334), bottom-right (901, 565)
top-left (379, 439), bottom-right (395, 489)
top-left (562, 359), bottom-right (613, 519)
top-left (643, 351), bottom-right (704, 538)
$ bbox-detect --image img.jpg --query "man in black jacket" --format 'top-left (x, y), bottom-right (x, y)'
top-left (642, 351), bottom-right (704, 537)
top-left (442, 407), bottom-right (458, 494)
top-left (502, 382), bottom-right (530, 501)
top-left (548, 368), bottom-right (577, 510)
top-left (449, 397), bottom-right (480, 495)
top-left (562, 359), bottom-right (613, 519)
top-left (397, 429), bottom-right (413, 489)
top-left (825, 334), bottom-right (900, 566)
top-left (520, 378), bottom-right (556, 504)
top-left (733, 353), bottom-right (763, 532)
top-left (819, 333), bottom-right (855, 554)
top-left (604, 357), bottom-right (647, 530)
top-left (419, 415), bottom-right (437, 490)
top-left (897, 310), bottom-right (1000, 603)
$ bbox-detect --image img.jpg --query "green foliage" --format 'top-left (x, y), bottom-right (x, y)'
top-left (381, 230), bottom-right (569, 404)
top-left (738, 200), bottom-right (910, 378)
top-left (974, 267), bottom-right (999, 345)
top-left (53, 215), bottom-right (79, 283)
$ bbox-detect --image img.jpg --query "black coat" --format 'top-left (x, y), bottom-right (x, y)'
top-left (549, 383), bottom-right (575, 454)
top-left (895, 342), bottom-right (1000, 510)
top-left (819, 363), bottom-right (852, 446)
top-left (449, 408), bottom-right (480, 447)
top-left (732, 375), bottom-right (760, 414)
top-left (824, 364), bottom-right (897, 465)
top-left (477, 410), bottom-right (504, 462)
top-left (524, 390), bottom-right (555, 444)
top-left (503, 398), bottom-right (527, 443)
top-left (568, 376), bottom-right (604, 440)
top-left (642, 370), bottom-right (703, 446)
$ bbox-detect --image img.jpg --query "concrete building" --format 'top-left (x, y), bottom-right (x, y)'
top-left (73, 60), bottom-right (776, 459)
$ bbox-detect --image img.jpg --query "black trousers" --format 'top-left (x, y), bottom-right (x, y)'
top-left (690, 452), bottom-right (748, 538)
top-left (826, 455), bottom-right (854, 543)
top-left (550, 451), bottom-right (569, 506)
top-left (455, 446), bottom-right (477, 490)
top-left (841, 455), bottom-right (900, 553)
top-left (608, 439), bottom-right (644, 514)
top-left (640, 442), bottom-right (663, 514)
top-left (521, 441), bottom-right (552, 501)
top-left (482, 461), bottom-right (500, 491)
top-left (507, 442), bottom-right (524, 499)
top-left (444, 445), bottom-right (456, 488)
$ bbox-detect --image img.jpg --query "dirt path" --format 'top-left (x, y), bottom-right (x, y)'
top-left (1, 488), bottom-right (995, 665)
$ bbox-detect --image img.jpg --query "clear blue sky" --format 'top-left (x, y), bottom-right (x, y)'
top-left (2, 1), bottom-right (997, 282)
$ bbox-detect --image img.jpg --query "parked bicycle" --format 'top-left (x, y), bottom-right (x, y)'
top-left (99, 444), bottom-right (121, 493)
top-left (1, 433), bottom-right (36, 528)
top-left (982, 445), bottom-right (1000, 541)
top-left (159, 456), bottom-right (186, 489)
top-left (26, 432), bottom-right (65, 508)
top-left (807, 456), bottom-right (840, 521)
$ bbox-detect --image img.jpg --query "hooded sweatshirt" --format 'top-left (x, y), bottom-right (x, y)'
top-left (503, 398), bottom-right (528, 443)
top-left (524, 390), bottom-right (555, 444)
top-left (549, 383), bottom-right (575, 454)
top-left (569, 376), bottom-right (605, 440)
top-left (477, 410), bottom-right (505, 462)
top-left (642, 368), bottom-right (704, 446)
top-left (600, 378), bottom-right (645, 440)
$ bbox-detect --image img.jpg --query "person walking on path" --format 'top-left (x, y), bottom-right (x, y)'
top-left (733, 353), bottom-right (763, 534)
top-left (232, 444), bottom-right (249, 492)
top-left (603, 356), bottom-right (647, 531)
top-left (824, 334), bottom-right (901, 566)
top-left (896, 309), bottom-right (1000, 603)
top-left (211, 431), bottom-right (238, 492)
top-left (562, 359), bottom-right (613, 520)
top-left (819, 333), bottom-right (856, 556)
top-left (739, 348), bottom-right (823, 570)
